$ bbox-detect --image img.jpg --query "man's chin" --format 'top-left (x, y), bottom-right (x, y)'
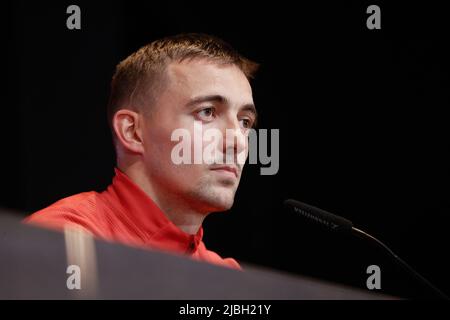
top-left (210, 201), bottom-right (233, 212)
top-left (187, 182), bottom-right (237, 213)
top-left (200, 192), bottom-right (235, 213)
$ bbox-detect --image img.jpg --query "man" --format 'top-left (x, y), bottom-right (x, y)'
top-left (25, 33), bottom-right (259, 270)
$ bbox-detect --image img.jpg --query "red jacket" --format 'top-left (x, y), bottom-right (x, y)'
top-left (25, 168), bottom-right (241, 270)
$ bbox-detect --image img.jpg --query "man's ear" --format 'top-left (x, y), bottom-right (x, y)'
top-left (112, 109), bottom-right (144, 154)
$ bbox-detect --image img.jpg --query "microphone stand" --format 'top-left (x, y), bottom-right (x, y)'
top-left (351, 227), bottom-right (449, 300)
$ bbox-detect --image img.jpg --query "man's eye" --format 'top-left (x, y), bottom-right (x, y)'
top-left (197, 107), bottom-right (215, 120)
top-left (239, 118), bottom-right (252, 129)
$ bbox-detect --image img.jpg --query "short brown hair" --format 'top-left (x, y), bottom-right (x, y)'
top-left (107, 33), bottom-right (259, 135)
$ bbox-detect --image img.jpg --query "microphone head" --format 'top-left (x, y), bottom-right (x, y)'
top-left (284, 199), bottom-right (353, 233)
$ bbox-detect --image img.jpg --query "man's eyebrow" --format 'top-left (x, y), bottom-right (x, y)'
top-left (186, 95), bottom-right (227, 107)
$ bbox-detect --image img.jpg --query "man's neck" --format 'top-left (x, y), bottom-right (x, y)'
top-left (120, 163), bottom-right (206, 235)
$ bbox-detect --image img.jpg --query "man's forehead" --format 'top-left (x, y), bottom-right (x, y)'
top-left (165, 60), bottom-right (253, 99)
top-left (167, 58), bottom-right (241, 76)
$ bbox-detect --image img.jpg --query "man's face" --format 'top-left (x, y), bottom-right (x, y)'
top-left (141, 59), bottom-right (256, 214)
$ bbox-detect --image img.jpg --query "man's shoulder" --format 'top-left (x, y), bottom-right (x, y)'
top-left (24, 191), bottom-right (103, 234)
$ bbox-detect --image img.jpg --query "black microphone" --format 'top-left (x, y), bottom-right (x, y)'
top-left (284, 198), bottom-right (449, 300)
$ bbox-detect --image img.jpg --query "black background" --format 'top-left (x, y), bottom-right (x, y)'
top-left (3, 1), bottom-right (449, 298)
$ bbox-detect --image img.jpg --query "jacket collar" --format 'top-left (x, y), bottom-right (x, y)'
top-left (103, 168), bottom-right (203, 254)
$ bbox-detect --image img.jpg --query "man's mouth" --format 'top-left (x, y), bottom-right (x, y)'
top-left (209, 165), bottom-right (239, 178)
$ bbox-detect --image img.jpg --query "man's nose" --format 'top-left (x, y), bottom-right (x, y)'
top-left (221, 116), bottom-right (248, 159)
